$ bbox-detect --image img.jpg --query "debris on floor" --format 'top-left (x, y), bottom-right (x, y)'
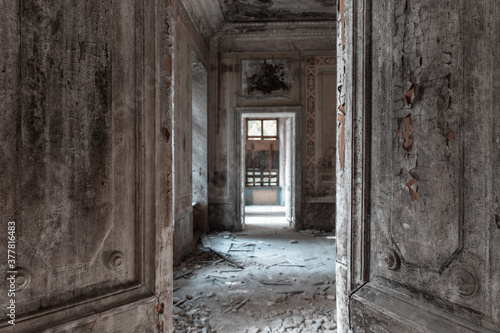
top-left (173, 222), bottom-right (336, 333)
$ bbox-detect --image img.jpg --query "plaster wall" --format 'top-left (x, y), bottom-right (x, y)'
top-left (192, 66), bottom-right (209, 234)
top-left (172, 2), bottom-right (210, 262)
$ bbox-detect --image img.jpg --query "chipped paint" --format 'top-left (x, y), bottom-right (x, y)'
top-left (405, 84), bottom-right (415, 104)
top-left (338, 0), bottom-right (346, 47)
top-left (166, 57), bottom-right (172, 76)
top-left (402, 114), bottom-right (413, 151)
top-left (446, 131), bottom-right (453, 142)
top-left (406, 177), bottom-right (419, 202)
top-left (338, 113), bottom-right (345, 168)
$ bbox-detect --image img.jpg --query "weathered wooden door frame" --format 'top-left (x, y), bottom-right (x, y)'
top-left (337, 1), bottom-right (499, 332)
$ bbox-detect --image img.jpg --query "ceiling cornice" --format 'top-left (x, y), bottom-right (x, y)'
top-left (218, 20), bottom-right (336, 38)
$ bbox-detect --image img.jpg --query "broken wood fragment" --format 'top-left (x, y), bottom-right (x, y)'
top-left (260, 280), bottom-right (293, 286)
top-left (174, 271), bottom-right (193, 280)
top-left (277, 264), bottom-right (305, 267)
top-left (174, 298), bottom-right (187, 307)
top-left (276, 290), bottom-right (304, 295)
top-left (223, 298), bottom-right (250, 313)
top-left (210, 249), bottom-right (245, 269)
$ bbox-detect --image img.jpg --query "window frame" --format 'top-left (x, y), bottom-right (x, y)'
top-left (245, 118), bottom-right (279, 187)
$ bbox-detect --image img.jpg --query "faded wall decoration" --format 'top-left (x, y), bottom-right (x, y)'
top-left (235, 53), bottom-right (299, 106)
top-left (305, 55), bottom-right (336, 198)
top-left (243, 59), bottom-right (292, 96)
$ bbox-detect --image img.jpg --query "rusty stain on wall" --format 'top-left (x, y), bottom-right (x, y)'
top-left (338, 103), bottom-right (345, 114)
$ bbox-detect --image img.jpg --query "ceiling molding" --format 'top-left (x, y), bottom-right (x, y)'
top-left (179, 0), bottom-right (224, 44)
top-left (218, 20), bottom-right (336, 38)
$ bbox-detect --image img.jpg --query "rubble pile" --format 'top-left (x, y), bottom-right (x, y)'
top-left (173, 227), bottom-right (337, 333)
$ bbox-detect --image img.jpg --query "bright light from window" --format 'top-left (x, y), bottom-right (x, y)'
top-left (263, 120), bottom-right (277, 136)
top-left (247, 120), bottom-right (261, 136)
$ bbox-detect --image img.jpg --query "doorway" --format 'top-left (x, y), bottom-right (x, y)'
top-left (235, 107), bottom-right (301, 232)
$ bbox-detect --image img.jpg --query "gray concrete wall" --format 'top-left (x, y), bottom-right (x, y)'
top-left (337, 0), bottom-right (500, 331)
top-left (0, 0), bottom-right (174, 331)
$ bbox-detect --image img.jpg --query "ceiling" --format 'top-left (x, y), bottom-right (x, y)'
top-left (218, 0), bottom-right (336, 22)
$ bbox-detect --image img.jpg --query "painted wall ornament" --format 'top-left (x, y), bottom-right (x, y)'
top-left (245, 59), bottom-right (290, 95)
top-left (235, 53), bottom-right (299, 106)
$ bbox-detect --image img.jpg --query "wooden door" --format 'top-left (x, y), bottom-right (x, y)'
top-left (336, 0), bottom-right (500, 332)
top-left (0, 1), bottom-right (173, 331)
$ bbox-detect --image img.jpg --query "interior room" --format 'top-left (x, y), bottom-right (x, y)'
top-left (1, 0), bottom-right (499, 332)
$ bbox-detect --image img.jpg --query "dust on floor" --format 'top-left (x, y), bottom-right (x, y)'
top-left (173, 222), bottom-right (337, 333)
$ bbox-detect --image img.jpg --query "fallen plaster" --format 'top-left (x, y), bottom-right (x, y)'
top-left (172, 218), bottom-right (337, 333)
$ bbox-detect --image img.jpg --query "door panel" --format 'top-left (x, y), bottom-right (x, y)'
top-left (0, 0), bottom-right (173, 331)
top-left (337, 0), bottom-right (500, 332)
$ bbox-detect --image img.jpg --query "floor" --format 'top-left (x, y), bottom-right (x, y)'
top-left (173, 206), bottom-right (337, 333)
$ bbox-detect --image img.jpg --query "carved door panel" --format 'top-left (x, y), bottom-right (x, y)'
top-left (338, 0), bottom-right (500, 332)
top-left (0, 0), bottom-right (172, 331)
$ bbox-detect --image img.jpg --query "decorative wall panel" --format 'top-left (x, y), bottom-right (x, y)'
top-left (304, 56), bottom-right (336, 198)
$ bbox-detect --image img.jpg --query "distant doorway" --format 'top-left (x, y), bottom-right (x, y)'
top-left (236, 107), bottom-right (300, 232)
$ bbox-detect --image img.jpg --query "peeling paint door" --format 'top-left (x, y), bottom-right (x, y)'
top-left (336, 0), bottom-right (500, 332)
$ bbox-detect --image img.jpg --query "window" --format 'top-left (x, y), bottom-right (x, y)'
top-left (245, 119), bottom-right (279, 186)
